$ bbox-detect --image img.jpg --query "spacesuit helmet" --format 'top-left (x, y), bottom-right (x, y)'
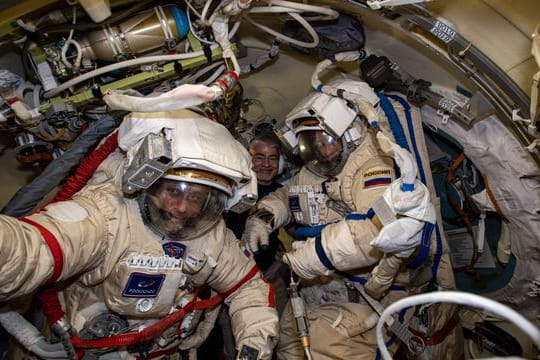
top-left (294, 117), bottom-right (345, 177)
top-left (141, 168), bottom-right (231, 241)
top-left (118, 110), bottom-right (256, 240)
top-left (284, 78), bottom-right (377, 177)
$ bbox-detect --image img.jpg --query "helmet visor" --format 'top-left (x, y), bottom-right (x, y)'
top-left (298, 130), bottom-right (343, 177)
top-left (142, 178), bottom-right (227, 240)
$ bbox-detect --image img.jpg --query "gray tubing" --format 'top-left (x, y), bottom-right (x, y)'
top-left (0, 311), bottom-right (67, 359)
top-left (1, 113), bottom-right (119, 217)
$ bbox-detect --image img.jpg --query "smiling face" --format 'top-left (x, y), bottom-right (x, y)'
top-left (152, 180), bottom-right (208, 228)
top-left (143, 178), bottom-right (227, 240)
top-left (250, 139), bottom-right (280, 186)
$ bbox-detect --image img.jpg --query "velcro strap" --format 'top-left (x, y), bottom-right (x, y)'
top-left (19, 217), bottom-right (64, 284)
top-left (294, 224), bottom-right (327, 239)
top-left (344, 208), bottom-right (375, 220)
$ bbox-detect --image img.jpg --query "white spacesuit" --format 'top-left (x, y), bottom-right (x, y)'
top-left (243, 78), bottom-right (458, 359)
top-left (0, 110), bottom-right (278, 360)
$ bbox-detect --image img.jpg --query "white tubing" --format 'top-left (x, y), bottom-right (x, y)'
top-left (255, 0), bottom-right (338, 19)
top-left (243, 12), bottom-right (319, 48)
top-left (375, 291), bottom-right (540, 360)
top-left (43, 47), bottom-right (219, 99)
top-left (175, 62), bottom-right (224, 86)
top-left (0, 311), bottom-right (68, 359)
top-left (310, 51), bottom-right (381, 124)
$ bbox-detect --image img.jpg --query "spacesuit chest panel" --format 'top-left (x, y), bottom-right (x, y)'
top-left (101, 207), bottom-right (200, 317)
top-left (103, 241), bottom-right (191, 317)
top-left (287, 169), bottom-right (333, 226)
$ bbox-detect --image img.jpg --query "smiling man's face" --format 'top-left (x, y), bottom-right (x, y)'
top-left (250, 142), bottom-right (280, 186)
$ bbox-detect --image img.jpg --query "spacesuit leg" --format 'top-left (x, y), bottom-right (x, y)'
top-left (277, 302), bottom-right (401, 360)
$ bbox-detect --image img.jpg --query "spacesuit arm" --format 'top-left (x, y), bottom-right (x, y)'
top-left (0, 184), bottom-right (119, 301)
top-left (207, 230), bottom-right (279, 359)
top-left (283, 158), bottom-right (393, 278)
top-left (253, 185), bottom-right (292, 230)
top-left (242, 185), bottom-right (292, 253)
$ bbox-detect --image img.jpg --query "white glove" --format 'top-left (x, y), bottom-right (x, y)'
top-left (242, 216), bottom-right (272, 254)
top-left (282, 239), bottom-right (332, 280)
top-left (383, 180), bottom-right (436, 223)
top-left (376, 131), bottom-right (436, 223)
top-left (370, 217), bottom-right (424, 257)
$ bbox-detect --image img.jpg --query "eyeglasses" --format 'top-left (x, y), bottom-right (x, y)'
top-left (252, 155), bottom-right (279, 164)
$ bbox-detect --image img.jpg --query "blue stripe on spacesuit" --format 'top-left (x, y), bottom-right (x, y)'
top-left (315, 235), bottom-right (336, 271)
top-left (382, 94), bottom-right (443, 280)
top-left (294, 210), bottom-right (376, 239)
top-left (314, 235), bottom-right (406, 292)
top-left (294, 224), bottom-right (328, 239)
top-left (345, 208), bottom-right (375, 220)
top-left (377, 93), bottom-right (410, 152)
top-left (408, 222), bottom-right (435, 269)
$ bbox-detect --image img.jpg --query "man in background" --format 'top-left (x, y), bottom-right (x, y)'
top-left (203, 133), bottom-right (290, 360)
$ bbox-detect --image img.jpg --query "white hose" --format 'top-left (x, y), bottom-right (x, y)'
top-left (0, 311), bottom-right (68, 359)
top-left (242, 0), bottom-right (338, 49)
top-left (200, 64), bottom-right (226, 86)
top-left (311, 51), bottom-right (380, 124)
top-left (375, 291), bottom-right (540, 360)
top-left (255, 0), bottom-right (338, 20)
top-left (60, 6), bottom-right (82, 71)
top-left (43, 47), bottom-right (218, 99)
top-left (175, 62), bottom-right (224, 86)
top-left (243, 12), bottom-right (319, 48)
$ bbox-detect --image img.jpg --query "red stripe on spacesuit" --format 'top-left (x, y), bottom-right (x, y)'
top-left (261, 275), bottom-right (276, 308)
top-left (19, 217), bottom-right (64, 284)
top-left (220, 265), bottom-right (260, 299)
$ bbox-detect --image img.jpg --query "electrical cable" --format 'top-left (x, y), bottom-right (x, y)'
top-left (375, 291), bottom-right (540, 360)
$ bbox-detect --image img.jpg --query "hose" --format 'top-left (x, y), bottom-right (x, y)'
top-left (375, 291), bottom-right (540, 360)
top-left (43, 47), bottom-right (218, 98)
top-left (0, 311), bottom-right (68, 359)
top-left (1, 113), bottom-right (119, 217)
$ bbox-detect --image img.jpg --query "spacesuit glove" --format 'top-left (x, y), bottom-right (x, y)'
top-left (178, 304), bottom-right (221, 350)
top-left (383, 179), bottom-right (436, 223)
top-left (370, 217), bottom-right (424, 257)
top-left (242, 216), bottom-right (272, 254)
top-left (282, 238), bottom-right (331, 280)
top-left (364, 254), bottom-right (405, 300)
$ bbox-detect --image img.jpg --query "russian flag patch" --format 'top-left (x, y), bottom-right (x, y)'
top-left (363, 168), bottom-right (392, 189)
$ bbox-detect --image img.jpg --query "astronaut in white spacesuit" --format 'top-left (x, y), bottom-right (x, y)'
top-left (0, 110), bottom-right (278, 360)
top-left (243, 78), bottom-right (459, 359)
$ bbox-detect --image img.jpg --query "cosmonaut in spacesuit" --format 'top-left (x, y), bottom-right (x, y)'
top-left (243, 77), bottom-right (459, 359)
top-left (0, 110), bottom-right (278, 360)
